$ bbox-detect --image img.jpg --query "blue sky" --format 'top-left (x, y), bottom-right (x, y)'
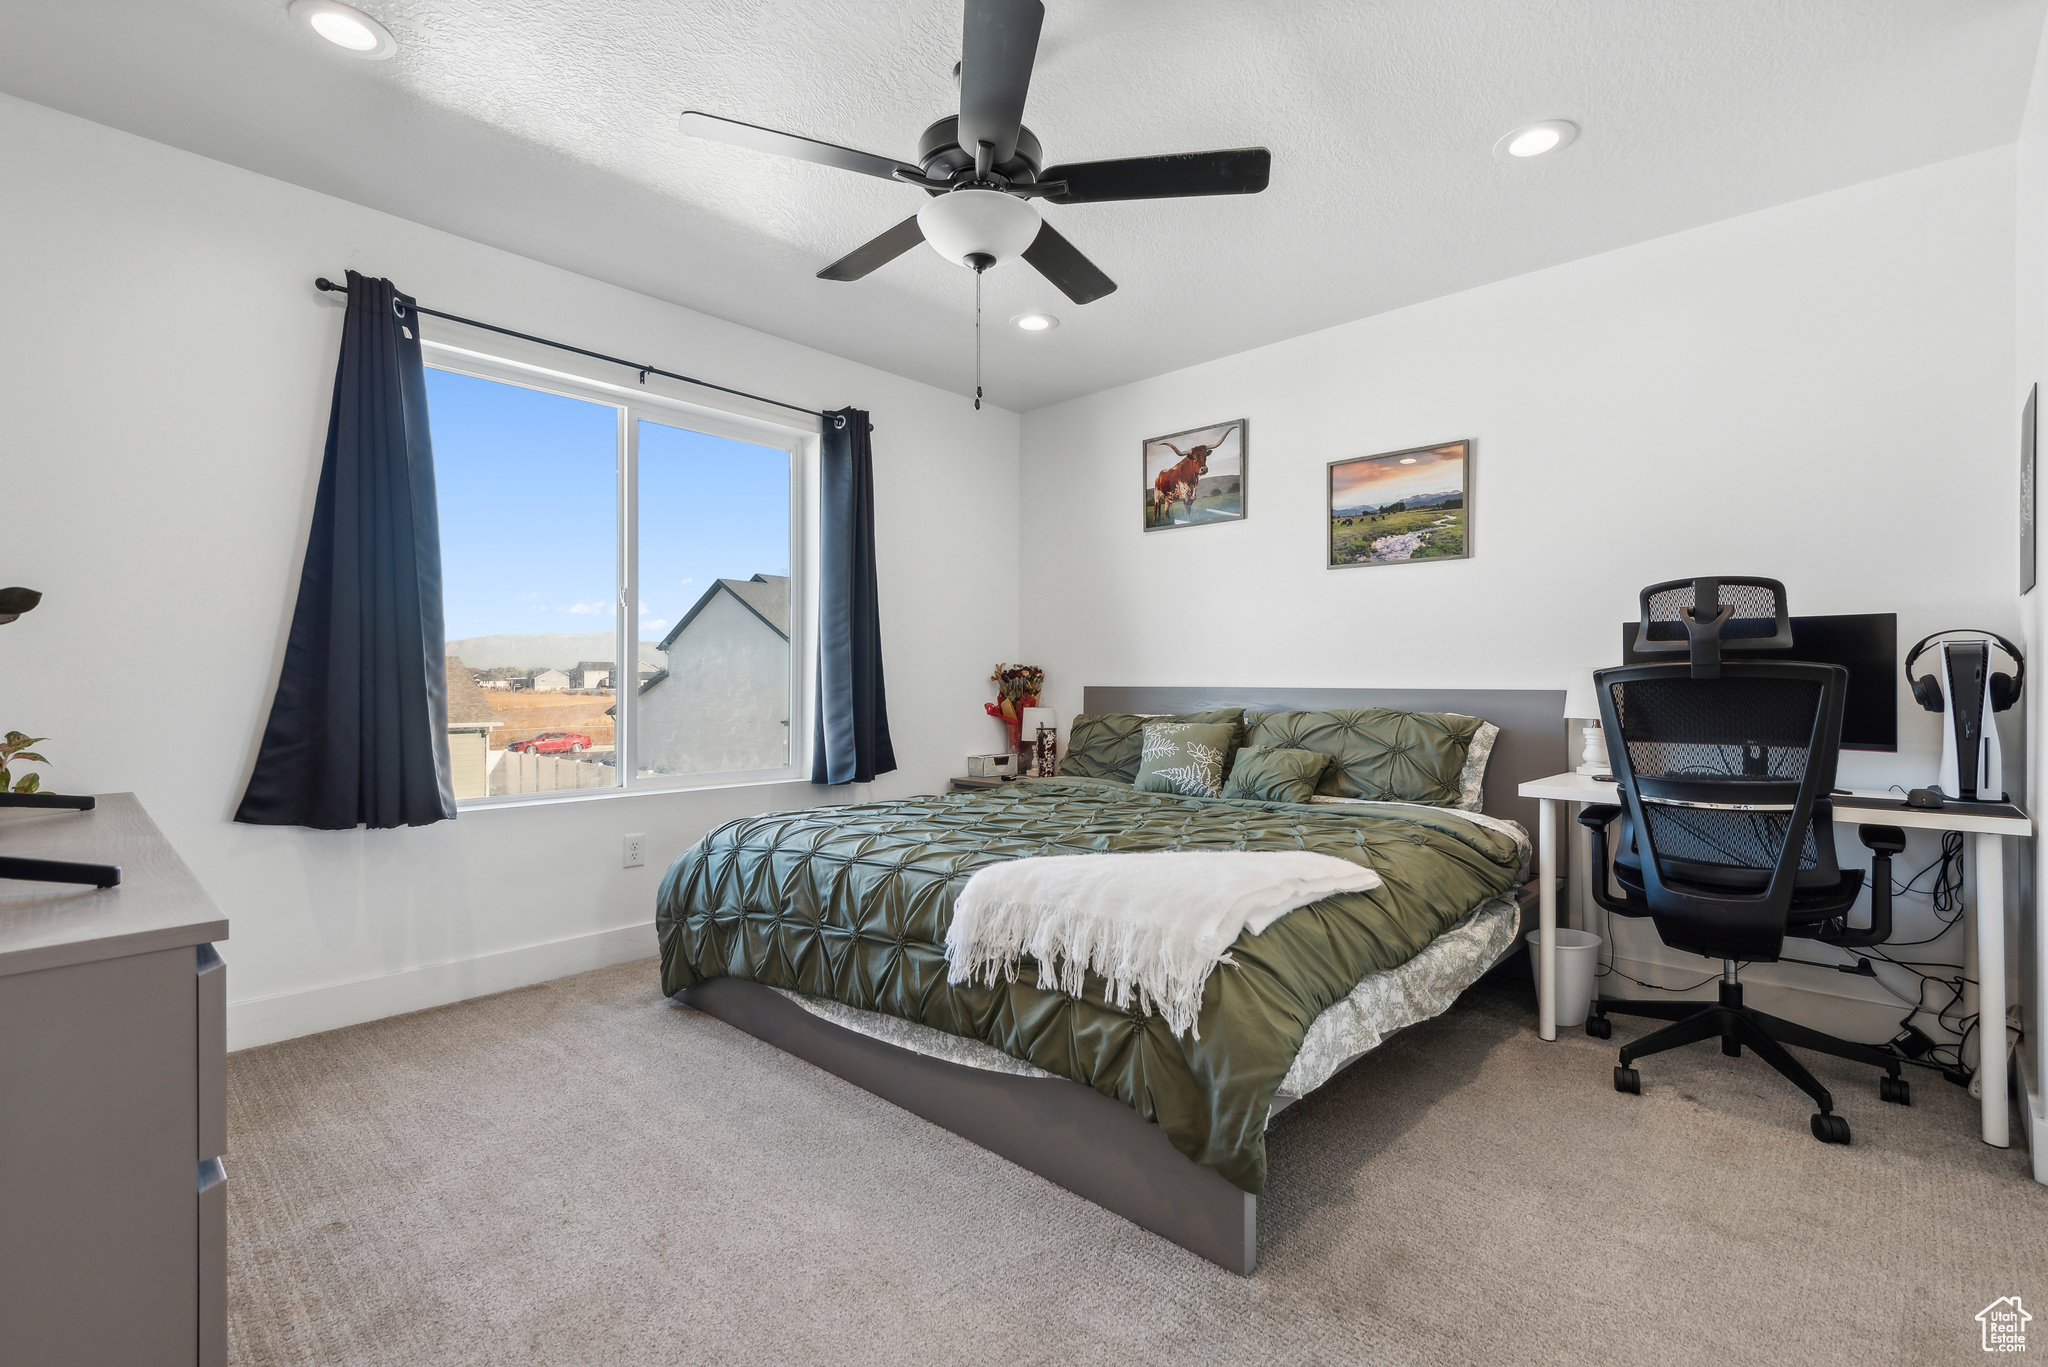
top-left (427, 368), bottom-right (789, 647)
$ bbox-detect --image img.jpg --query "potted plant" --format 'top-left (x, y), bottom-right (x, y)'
top-left (984, 663), bottom-right (1045, 753)
top-left (1, 731), bottom-right (49, 794)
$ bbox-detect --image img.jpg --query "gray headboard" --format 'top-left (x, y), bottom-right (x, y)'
top-left (1081, 686), bottom-right (1568, 838)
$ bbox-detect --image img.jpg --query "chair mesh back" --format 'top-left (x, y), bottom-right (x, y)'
top-left (1639, 805), bottom-right (1821, 874)
top-left (1642, 581), bottom-right (1782, 643)
top-left (1614, 675), bottom-right (1816, 781)
top-left (1611, 672), bottom-right (1827, 879)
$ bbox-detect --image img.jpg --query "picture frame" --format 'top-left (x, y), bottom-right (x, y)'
top-left (1328, 439), bottom-right (1471, 569)
top-left (1142, 419), bottom-right (1247, 531)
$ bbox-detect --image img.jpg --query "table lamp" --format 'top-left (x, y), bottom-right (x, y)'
top-left (1021, 707), bottom-right (1057, 777)
top-left (1562, 668), bottom-right (1609, 776)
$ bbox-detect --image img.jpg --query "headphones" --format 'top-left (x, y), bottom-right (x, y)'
top-left (1904, 629), bottom-right (2025, 715)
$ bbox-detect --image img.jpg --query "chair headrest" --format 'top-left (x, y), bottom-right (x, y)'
top-left (1631, 576), bottom-right (1792, 678)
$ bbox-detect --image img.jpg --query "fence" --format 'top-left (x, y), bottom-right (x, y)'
top-left (489, 749), bottom-right (617, 796)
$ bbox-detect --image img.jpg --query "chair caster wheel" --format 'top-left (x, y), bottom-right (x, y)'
top-left (1614, 1066), bottom-right (1640, 1094)
top-left (1879, 1076), bottom-right (1911, 1106)
top-left (1811, 1112), bottom-right (1851, 1144)
top-left (1586, 1015), bottom-right (1612, 1039)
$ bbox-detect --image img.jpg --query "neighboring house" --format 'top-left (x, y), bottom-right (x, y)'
top-left (444, 656), bottom-right (504, 801)
top-left (573, 660), bottom-right (613, 690)
top-left (637, 574), bottom-right (789, 776)
top-left (530, 668), bottom-right (570, 692)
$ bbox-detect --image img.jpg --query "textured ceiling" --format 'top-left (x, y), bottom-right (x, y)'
top-left (2, 0), bottom-right (2041, 410)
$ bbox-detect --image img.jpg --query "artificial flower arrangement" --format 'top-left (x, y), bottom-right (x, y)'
top-left (985, 663), bottom-right (1045, 751)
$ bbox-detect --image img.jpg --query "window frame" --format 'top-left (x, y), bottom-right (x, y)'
top-left (422, 334), bottom-right (818, 807)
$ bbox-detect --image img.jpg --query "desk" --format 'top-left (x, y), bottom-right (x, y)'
top-left (1517, 772), bottom-right (2033, 1166)
top-left (0, 793), bottom-right (229, 1364)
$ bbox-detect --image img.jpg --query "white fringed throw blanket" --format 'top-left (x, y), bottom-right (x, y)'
top-left (943, 851), bottom-right (1382, 1039)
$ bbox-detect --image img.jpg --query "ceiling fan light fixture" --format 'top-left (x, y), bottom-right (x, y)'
top-left (1496, 119), bottom-right (1577, 160)
top-left (1012, 312), bottom-right (1058, 331)
top-left (289, 0), bottom-right (396, 58)
top-left (917, 189), bottom-right (1041, 270)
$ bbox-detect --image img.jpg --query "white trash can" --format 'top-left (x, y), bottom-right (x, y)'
top-left (1527, 929), bottom-right (1602, 1029)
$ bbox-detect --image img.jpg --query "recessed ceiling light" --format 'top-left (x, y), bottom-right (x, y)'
top-left (290, 0), bottom-right (396, 58)
top-left (1399, 457), bottom-right (1418, 465)
top-left (1011, 312), bottom-right (1059, 332)
top-left (1496, 119), bottom-right (1578, 160)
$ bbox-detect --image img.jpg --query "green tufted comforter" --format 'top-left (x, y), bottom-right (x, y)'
top-left (656, 776), bottom-right (1524, 1193)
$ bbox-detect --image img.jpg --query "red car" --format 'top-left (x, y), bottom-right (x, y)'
top-left (510, 731), bottom-right (591, 755)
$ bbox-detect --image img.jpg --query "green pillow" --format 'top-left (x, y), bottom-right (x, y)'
top-left (1242, 707), bottom-right (1486, 806)
top-left (1221, 747), bottom-right (1332, 804)
top-left (1058, 709), bottom-right (1245, 783)
top-left (1132, 722), bottom-right (1237, 798)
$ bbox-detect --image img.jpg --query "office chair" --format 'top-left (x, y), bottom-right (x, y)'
top-left (1577, 576), bottom-right (1909, 1145)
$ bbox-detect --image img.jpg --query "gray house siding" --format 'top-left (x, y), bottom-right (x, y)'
top-left (637, 578), bottom-right (789, 776)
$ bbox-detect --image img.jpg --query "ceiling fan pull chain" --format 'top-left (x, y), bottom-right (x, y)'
top-left (974, 268), bottom-right (983, 411)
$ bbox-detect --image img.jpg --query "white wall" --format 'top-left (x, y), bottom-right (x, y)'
top-left (1021, 147), bottom-right (2018, 1041)
top-left (2016, 17), bottom-right (2048, 1154)
top-left (0, 94), bottom-right (1021, 1048)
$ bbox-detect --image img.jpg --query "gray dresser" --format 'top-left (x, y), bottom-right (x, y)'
top-left (0, 794), bottom-right (228, 1366)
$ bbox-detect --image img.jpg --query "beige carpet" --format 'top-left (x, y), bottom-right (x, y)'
top-left (227, 959), bottom-right (2044, 1366)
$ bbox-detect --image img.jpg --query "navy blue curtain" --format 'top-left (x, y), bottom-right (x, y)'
top-left (237, 271), bottom-right (454, 829)
top-left (812, 408), bottom-right (897, 785)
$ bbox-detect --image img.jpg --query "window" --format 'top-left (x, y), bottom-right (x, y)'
top-left (425, 352), bottom-right (806, 803)
top-left (635, 418), bottom-right (791, 779)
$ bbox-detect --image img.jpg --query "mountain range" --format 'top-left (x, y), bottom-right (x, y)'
top-left (1332, 488), bottom-right (1462, 518)
top-left (445, 631), bottom-right (666, 672)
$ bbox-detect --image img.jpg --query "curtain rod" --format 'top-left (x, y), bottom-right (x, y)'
top-left (313, 277), bottom-right (839, 427)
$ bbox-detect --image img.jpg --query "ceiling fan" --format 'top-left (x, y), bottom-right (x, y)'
top-left (680, 0), bottom-right (1270, 402)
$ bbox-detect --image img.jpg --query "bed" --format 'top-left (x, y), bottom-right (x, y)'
top-left (658, 685), bottom-right (1565, 1273)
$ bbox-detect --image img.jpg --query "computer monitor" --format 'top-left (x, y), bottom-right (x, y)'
top-left (1620, 611), bottom-right (1897, 752)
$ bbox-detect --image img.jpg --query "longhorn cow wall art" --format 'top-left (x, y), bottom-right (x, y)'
top-left (1141, 420), bottom-right (1246, 531)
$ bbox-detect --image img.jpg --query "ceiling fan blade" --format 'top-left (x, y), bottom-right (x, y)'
top-left (817, 216), bottom-right (927, 282)
top-left (1038, 148), bottom-right (1271, 204)
top-left (1022, 220), bottom-right (1116, 305)
top-left (957, 0), bottom-right (1044, 166)
top-left (680, 110), bottom-right (921, 183)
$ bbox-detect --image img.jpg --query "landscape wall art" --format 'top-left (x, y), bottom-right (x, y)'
top-left (1328, 440), bottom-right (1470, 568)
top-left (1143, 419), bottom-right (1246, 531)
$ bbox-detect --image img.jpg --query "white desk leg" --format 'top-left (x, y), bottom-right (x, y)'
top-left (2038, 837), bottom-right (2048, 1168)
top-left (1538, 798), bottom-right (1557, 1042)
top-left (1568, 812), bottom-right (1592, 934)
top-left (1975, 831), bottom-right (2009, 1148)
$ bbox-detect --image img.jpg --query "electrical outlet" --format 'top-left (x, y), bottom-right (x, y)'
top-left (623, 834), bottom-right (645, 869)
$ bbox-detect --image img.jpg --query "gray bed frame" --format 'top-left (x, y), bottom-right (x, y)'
top-left (679, 685), bottom-right (1565, 1274)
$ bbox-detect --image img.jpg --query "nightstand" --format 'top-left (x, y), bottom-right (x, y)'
top-left (949, 776), bottom-right (1015, 793)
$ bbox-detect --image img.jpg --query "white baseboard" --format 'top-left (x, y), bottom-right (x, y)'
top-left (227, 922), bottom-right (657, 1052)
top-left (2023, 1053), bottom-right (2048, 1187)
top-left (1602, 951), bottom-right (1902, 1004)
top-left (1599, 951), bottom-right (1918, 1043)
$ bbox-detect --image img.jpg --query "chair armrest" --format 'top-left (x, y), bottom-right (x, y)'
top-left (1576, 804), bottom-right (1642, 918)
top-left (1813, 824), bottom-right (1905, 948)
top-left (1578, 804), bottom-right (1621, 831)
